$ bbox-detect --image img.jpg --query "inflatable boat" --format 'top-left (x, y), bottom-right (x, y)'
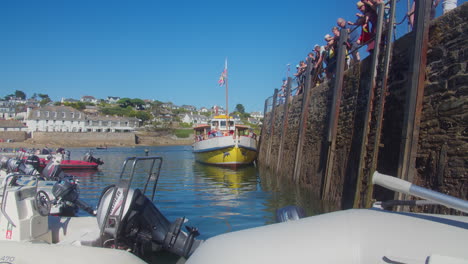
top-left (186, 172), bottom-right (468, 264)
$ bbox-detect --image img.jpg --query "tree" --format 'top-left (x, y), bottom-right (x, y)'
top-left (37, 94), bottom-right (51, 106)
top-left (15, 90), bottom-right (26, 99)
top-left (130, 99), bottom-right (145, 110)
top-left (130, 110), bottom-right (152, 123)
top-left (39, 97), bottom-right (51, 106)
top-left (117, 98), bottom-right (132, 108)
top-left (235, 104), bottom-right (245, 114)
top-left (38, 94), bottom-right (50, 100)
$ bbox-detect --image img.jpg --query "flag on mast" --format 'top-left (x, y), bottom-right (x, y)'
top-left (218, 59), bottom-right (227, 87)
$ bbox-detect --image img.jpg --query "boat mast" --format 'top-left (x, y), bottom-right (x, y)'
top-left (225, 58), bottom-right (229, 132)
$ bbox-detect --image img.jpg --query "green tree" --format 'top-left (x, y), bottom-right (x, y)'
top-left (15, 90), bottom-right (26, 99)
top-left (64, 101), bottom-right (86, 110)
top-left (38, 94), bottom-right (49, 100)
top-left (117, 98), bottom-right (132, 108)
top-left (235, 104), bottom-right (245, 114)
top-left (130, 99), bottom-right (145, 110)
top-left (40, 97), bottom-right (51, 106)
top-left (130, 110), bottom-right (152, 122)
top-left (37, 94), bottom-right (51, 106)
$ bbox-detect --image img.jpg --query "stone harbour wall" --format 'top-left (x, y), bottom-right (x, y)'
top-left (258, 3), bottom-right (467, 211)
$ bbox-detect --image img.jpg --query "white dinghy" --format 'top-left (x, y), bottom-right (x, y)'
top-left (0, 156), bottom-right (202, 264)
top-left (186, 172), bottom-right (468, 264)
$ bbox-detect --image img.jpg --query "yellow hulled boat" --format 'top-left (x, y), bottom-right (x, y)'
top-left (192, 115), bottom-right (257, 168)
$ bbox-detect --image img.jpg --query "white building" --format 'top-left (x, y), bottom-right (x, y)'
top-left (26, 106), bottom-right (86, 132)
top-left (107, 96), bottom-right (121, 104)
top-left (80, 96), bottom-right (98, 104)
top-left (26, 106), bottom-right (139, 133)
top-left (250, 111), bottom-right (264, 119)
top-left (0, 101), bottom-right (17, 119)
top-left (86, 116), bottom-right (139, 132)
top-left (182, 113), bottom-right (208, 126)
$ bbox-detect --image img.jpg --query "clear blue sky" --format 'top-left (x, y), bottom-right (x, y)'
top-left (0, 0), bottom-right (464, 113)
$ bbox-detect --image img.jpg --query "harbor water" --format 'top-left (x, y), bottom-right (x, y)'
top-left (65, 145), bottom-right (331, 259)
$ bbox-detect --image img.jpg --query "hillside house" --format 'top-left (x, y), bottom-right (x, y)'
top-left (181, 113), bottom-right (208, 125)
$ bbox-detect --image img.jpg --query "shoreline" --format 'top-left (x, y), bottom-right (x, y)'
top-left (0, 135), bottom-right (193, 149)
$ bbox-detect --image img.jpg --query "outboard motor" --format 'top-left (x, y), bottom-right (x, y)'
top-left (41, 158), bottom-right (73, 181)
top-left (52, 179), bottom-right (94, 215)
top-left (83, 151), bottom-right (104, 165)
top-left (96, 186), bottom-right (201, 259)
top-left (6, 158), bottom-right (20, 172)
top-left (17, 155), bottom-right (41, 175)
top-left (0, 156), bottom-right (10, 170)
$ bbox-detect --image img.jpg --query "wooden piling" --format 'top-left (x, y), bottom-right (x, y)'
top-left (276, 77), bottom-right (292, 174)
top-left (266, 89), bottom-right (278, 166)
top-left (292, 60), bottom-right (314, 182)
top-left (322, 28), bottom-right (349, 199)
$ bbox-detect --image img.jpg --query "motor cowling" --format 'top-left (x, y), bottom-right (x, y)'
top-left (52, 179), bottom-right (94, 215)
top-left (41, 159), bottom-right (66, 181)
top-left (83, 152), bottom-right (104, 165)
top-left (96, 186), bottom-right (201, 259)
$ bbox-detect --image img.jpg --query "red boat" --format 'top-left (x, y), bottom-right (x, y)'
top-left (37, 151), bottom-right (104, 170)
top-left (39, 158), bottom-right (100, 170)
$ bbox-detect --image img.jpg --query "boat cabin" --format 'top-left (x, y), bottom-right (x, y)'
top-left (193, 117), bottom-right (256, 142)
top-left (209, 115), bottom-right (235, 131)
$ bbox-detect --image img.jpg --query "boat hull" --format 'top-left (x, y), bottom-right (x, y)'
top-left (193, 136), bottom-right (257, 167)
top-left (39, 159), bottom-right (99, 170)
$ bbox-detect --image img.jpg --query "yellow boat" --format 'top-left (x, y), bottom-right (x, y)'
top-left (192, 115), bottom-right (257, 168)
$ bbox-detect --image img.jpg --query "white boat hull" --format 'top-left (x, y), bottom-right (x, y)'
top-left (187, 209), bottom-right (468, 264)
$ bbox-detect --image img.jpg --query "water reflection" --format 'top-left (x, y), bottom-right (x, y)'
top-left (63, 146), bottom-right (330, 241)
top-left (259, 168), bottom-right (339, 218)
top-left (193, 163), bottom-right (258, 195)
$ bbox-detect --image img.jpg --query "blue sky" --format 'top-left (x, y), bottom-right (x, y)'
top-left (0, 0), bottom-right (464, 113)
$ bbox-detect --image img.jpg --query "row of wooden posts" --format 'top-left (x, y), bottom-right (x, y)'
top-left (259, 0), bottom-right (432, 206)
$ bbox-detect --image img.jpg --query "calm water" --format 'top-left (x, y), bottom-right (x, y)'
top-left (67, 145), bottom-right (328, 240)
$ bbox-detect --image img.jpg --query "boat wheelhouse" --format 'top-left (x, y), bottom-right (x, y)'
top-left (192, 115), bottom-right (257, 168)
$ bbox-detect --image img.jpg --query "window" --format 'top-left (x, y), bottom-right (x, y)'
top-left (62, 112), bottom-right (66, 118)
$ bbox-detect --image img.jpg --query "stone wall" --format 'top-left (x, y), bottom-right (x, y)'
top-left (0, 131), bottom-right (27, 142)
top-left (258, 3), bottom-right (467, 210)
top-left (30, 132), bottom-right (136, 146)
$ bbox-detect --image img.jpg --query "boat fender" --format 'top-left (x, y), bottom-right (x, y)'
top-left (275, 205), bottom-right (306, 223)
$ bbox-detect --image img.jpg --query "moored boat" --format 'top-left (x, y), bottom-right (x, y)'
top-left (192, 115), bottom-right (257, 168)
top-left (0, 156), bottom-right (202, 263)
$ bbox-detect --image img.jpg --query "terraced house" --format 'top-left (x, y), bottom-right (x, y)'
top-left (26, 106), bottom-right (139, 133)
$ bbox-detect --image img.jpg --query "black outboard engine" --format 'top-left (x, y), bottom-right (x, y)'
top-left (52, 179), bottom-right (94, 215)
top-left (83, 151), bottom-right (104, 165)
top-left (17, 155), bottom-right (41, 175)
top-left (96, 186), bottom-right (201, 259)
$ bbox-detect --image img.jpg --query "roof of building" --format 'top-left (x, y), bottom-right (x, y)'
top-left (87, 115), bottom-right (139, 122)
top-left (28, 106), bottom-right (86, 121)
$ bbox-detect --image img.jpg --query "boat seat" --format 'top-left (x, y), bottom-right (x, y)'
top-left (50, 216), bottom-right (102, 247)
